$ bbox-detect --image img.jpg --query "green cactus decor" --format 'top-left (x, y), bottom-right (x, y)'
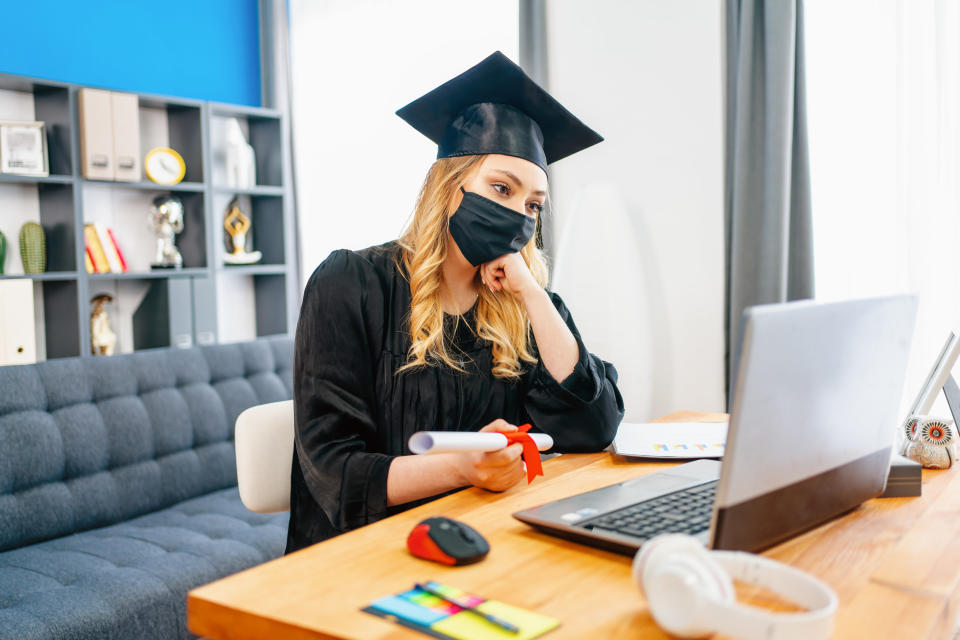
top-left (19, 222), bottom-right (46, 274)
top-left (0, 229), bottom-right (6, 275)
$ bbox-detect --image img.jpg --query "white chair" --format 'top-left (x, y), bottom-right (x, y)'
top-left (235, 399), bottom-right (294, 513)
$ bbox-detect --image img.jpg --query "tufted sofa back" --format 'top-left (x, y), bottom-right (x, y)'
top-left (0, 337), bottom-right (292, 552)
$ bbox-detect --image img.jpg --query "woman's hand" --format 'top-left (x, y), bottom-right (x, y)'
top-left (455, 419), bottom-right (526, 492)
top-left (480, 252), bottom-right (538, 299)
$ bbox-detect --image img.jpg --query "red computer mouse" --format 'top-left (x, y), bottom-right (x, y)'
top-left (407, 517), bottom-right (490, 566)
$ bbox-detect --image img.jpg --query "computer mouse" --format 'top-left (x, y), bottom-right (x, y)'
top-left (407, 516), bottom-right (490, 566)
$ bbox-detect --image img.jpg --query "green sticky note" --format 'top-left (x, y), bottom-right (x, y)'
top-left (431, 600), bottom-right (559, 640)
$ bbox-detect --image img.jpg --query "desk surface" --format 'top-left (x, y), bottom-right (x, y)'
top-left (188, 412), bottom-right (960, 639)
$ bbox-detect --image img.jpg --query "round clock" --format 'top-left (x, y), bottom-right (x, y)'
top-left (144, 147), bottom-right (186, 185)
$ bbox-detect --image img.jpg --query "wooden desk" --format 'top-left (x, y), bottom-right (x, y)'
top-left (188, 412), bottom-right (960, 639)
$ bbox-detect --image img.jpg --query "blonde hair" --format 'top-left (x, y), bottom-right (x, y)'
top-left (395, 156), bottom-right (549, 379)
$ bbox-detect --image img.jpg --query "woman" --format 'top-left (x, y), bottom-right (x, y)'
top-left (286, 51), bottom-right (625, 554)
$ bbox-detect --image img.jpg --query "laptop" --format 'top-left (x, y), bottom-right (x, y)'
top-left (513, 295), bottom-right (918, 553)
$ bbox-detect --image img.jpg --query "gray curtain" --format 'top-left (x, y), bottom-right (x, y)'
top-left (260, 0), bottom-right (302, 293)
top-left (520, 0), bottom-right (554, 278)
top-left (724, 0), bottom-right (814, 405)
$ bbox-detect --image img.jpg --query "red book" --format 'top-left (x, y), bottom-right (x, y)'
top-left (106, 227), bottom-right (129, 272)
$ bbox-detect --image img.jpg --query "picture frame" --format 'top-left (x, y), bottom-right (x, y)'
top-left (0, 120), bottom-right (49, 176)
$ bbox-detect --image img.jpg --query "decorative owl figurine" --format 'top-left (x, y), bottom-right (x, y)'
top-left (901, 415), bottom-right (956, 469)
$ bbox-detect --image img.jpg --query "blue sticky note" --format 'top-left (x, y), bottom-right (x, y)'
top-left (369, 595), bottom-right (448, 626)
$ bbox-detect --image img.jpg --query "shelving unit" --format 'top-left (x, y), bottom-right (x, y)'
top-left (0, 72), bottom-right (298, 362)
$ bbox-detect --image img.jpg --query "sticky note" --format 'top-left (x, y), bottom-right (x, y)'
top-left (430, 600), bottom-right (559, 640)
top-left (368, 595), bottom-right (448, 626)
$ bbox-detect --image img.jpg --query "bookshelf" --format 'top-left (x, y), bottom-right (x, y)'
top-left (0, 73), bottom-right (298, 362)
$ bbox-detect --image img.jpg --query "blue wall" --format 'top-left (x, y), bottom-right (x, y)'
top-left (0, 0), bottom-right (261, 106)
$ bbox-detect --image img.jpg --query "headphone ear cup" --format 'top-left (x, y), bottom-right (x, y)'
top-left (633, 535), bottom-right (736, 638)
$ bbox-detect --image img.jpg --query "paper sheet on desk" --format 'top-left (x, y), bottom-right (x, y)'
top-left (613, 421), bottom-right (728, 458)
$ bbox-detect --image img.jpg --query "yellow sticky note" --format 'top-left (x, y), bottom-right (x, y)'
top-left (431, 600), bottom-right (559, 640)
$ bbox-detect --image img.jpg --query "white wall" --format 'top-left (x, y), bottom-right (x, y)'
top-left (289, 0), bottom-right (519, 282)
top-left (288, 0), bottom-right (726, 422)
top-left (546, 1), bottom-right (726, 421)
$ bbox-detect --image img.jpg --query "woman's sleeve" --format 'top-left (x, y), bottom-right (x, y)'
top-left (523, 290), bottom-right (625, 452)
top-left (293, 249), bottom-right (394, 532)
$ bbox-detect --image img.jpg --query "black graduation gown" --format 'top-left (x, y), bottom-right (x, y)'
top-left (285, 240), bottom-right (625, 554)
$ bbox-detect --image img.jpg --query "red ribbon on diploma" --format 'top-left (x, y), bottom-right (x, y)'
top-left (501, 423), bottom-right (543, 484)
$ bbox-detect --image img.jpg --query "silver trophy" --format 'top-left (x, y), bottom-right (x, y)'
top-left (149, 194), bottom-right (184, 269)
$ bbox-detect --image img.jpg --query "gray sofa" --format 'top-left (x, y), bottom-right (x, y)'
top-left (0, 337), bottom-right (293, 639)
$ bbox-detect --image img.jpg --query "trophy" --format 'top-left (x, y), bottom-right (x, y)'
top-left (90, 293), bottom-right (117, 356)
top-left (223, 199), bottom-right (262, 265)
top-left (149, 194), bottom-right (184, 269)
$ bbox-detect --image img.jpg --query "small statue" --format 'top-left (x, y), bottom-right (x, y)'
top-left (223, 200), bottom-right (262, 265)
top-left (224, 117), bottom-right (256, 188)
top-left (901, 414), bottom-right (956, 469)
top-left (149, 194), bottom-right (184, 269)
top-left (90, 293), bottom-right (117, 356)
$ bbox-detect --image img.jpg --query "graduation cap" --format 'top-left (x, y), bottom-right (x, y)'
top-left (396, 51), bottom-right (603, 174)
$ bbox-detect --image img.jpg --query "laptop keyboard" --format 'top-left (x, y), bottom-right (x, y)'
top-left (580, 481), bottom-right (717, 540)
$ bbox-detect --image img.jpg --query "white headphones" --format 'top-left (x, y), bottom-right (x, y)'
top-left (633, 534), bottom-right (838, 640)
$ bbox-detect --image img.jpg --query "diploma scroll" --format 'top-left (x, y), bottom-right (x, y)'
top-left (408, 431), bottom-right (554, 455)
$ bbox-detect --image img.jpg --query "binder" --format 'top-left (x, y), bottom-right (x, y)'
top-left (78, 88), bottom-right (114, 180)
top-left (0, 279), bottom-right (37, 365)
top-left (111, 92), bottom-right (141, 182)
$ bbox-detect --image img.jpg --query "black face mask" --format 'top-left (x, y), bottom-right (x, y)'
top-left (448, 186), bottom-right (537, 266)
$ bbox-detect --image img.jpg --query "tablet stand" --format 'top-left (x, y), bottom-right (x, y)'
top-left (943, 374), bottom-right (960, 427)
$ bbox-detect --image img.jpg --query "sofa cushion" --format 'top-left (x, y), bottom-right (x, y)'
top-left (0, 487), bottom-right (288, 640)
top-left (0, 337), bottom-right (293, 552)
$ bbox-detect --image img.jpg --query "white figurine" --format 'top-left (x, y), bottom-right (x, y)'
top-left (224, 118), bottom-right (256, 189)
top-left (901, 415), bottom-right (956, 469)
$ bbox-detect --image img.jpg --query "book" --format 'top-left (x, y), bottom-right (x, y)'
top-left (106, 227), bottom-right (128, 272)
top-left (94, 223), bottom-right (122, 273)
top-left (83, 224), bottom-right (110, 273)
top-left (84, 246), bottom-right (95, 274)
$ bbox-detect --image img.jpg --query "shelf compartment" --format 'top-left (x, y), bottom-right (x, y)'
top-left (86, 277), bottom-right (196, 354)
top-left (209, 111), bottom-right (283, 188)
top-left (215, 271), bottom-right (288, 343)
top-left (0, 181), bottom-right (78, 275)
top-left (82, 186), bottom-right (207, 271)
top-left (0, 76), bottom-right (73, 179)
top-left (214, 193), bottom-right (285, 266)
top-left (0, 277), bottom-right (81, 362)
top-left (139, 101), bottom-right (205, 183)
